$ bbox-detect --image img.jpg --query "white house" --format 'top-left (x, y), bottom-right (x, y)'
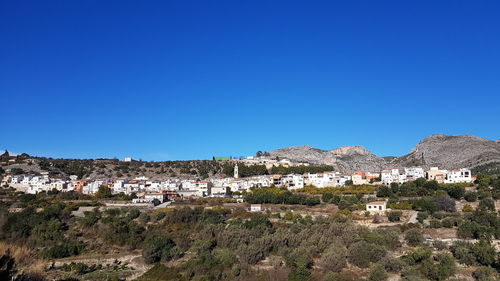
top-left (250, 204), bottom-right (263, 212)
top-left (280, 174), bottom-right (304, 190)
top-left (193, 181), bottom-right (212, 197)
top-left (366, 201), bottom-right (387, 213)
top-left (113, 180), bottom-right (126, 194)
top-left (404, 167), bottom-right (425, 181)
top-left (210, 186), bottom-right (229, 197)
top-left (144, 192), bottom-right (168, 203)
top-left (444, 168), bottom-right (472, 184)
top-left (426, 167), bottom-right (448, 182)
top-left (351, 174), bottom-right (368, 185)
top-left (304, 172), bottom-right (345, 187)
top-left (49, 180), bottom-right (68, 192)
top-left (381, 169), bottom-right (399, 185)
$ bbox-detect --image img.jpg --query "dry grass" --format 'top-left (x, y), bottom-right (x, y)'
top-left (0, 241), bottom-right (34, 266)
top-left (0, 241), bottom-right (45, 273)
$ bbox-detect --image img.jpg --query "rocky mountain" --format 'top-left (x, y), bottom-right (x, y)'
top-left (390, 134), bottom-right (500, 173)
top-left (269, 145), bottom-right (387, 173)
top-left (269, 134), bottom-right (500, 174)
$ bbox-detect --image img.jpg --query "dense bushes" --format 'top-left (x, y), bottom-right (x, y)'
top-left (319, 242), bottom-right (347, 272)
top-left (400, 248), bottom-right (456, 281)
top-left (387, 211), bottom-right (402, 222)
top-left (43, 241), bottom-right (84, 259)
top-left (142, 233), bottom-right (178, 264)
top-left (411, 195), bottom-right (456, 213)
top-left (451, 240), bottom-right (497, 266)
top-left (405, 229), bottom-right (424, 247)
top-left (457, 208), bottom-right (500, 239)
top-left (244, 188), bottom-right (320, 206)
top-left (348, 241), bottom-right (387, 268)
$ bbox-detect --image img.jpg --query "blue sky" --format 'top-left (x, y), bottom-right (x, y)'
top-left (1, 1), bottom-right (499, 160)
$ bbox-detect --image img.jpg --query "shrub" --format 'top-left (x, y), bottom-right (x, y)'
top-left (472, 267), bottom-right (497, 281)
top-left (43, 242), bottom-right (84, 259)
top-left (383, 258), bottom-right (405, 273)
top-left (403, 247), bottom-right (432, 265)
top-left (288, 267), bottom-right (311, 281)
top-left (348, 241), bottom-right (387, 268)
top-left (142, 233), bottom-right (177, 264)
top-left (464, 192), bottom-right (477, 202)
top-left (441, 217), bottom-right (457, 228)
top-left (81, 209), bottom-right (100, 227)
top-left (368, 264), bottom-right (388, 281)
top-left (446, 186), bottom-right (465, 200)
top-left (462, 204), bottom-right (474, 212)
top-left (405, 229), bottom-right (424, 247)
top-left (429, 219), bottom-right (442, 228)
top-left (319, 244), bottom-right (347, 272)
top-left (450, 241), bottom-right (477, 266)
top-left (479, 198), bottom-right (495, 211)
top-left (417, 211), bottom-right (429, 223)
top-left (387, 211), bottom-right (402, 222)
top-left (434, 195), bottom-right (456, 212)
top-left (135, 264), bottom-right (184, 281)
top-left (238, 244), bottom-right (266, 264)
top-left (322, 192), bottom-right (334, 203)
top-left (420, 252), bottom-right (456, 281)
top-left (472, 240), bottom-right (496, 266)
top-left (377, 186), bottom-right (392, 198)
top-left (432, 240), bottom-right (447, 251)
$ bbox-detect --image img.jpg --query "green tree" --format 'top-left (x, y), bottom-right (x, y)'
top-left (142, 233), bottom-right (177, 264)
top-left (319, 243), bottom-right (347, 272)
top-left (387, 211), bottom-right (402, 222)
top-left (95, 185), bottom-right (112, 199)
top-left (472, 267), bottom-right (497, 281)
top-left (368, 264), bottom-right (388, 281)
top-left (417, 211), bottom-right (429, 224)
top-left (405, 229), bottom-right (424, 247)
top-left (81, 208), bottom-right (100, 227)
top-left (479, 198), bottom-right (495, 211)
top-left (464, 192), bottom-right (478, 202)
top-left (348, 241), bottom-right (387, 268)
top-left (322, 192), bottom-right (334, 203)
top-left (420, 253), bottom-right (456, 281)
top-left (472, 240), bottom-right (496, 266)
top-left (377, 186), bottom-right (392, 198)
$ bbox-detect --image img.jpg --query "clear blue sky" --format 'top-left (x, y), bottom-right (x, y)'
top-left (1, 1), bottom-right (499, 160)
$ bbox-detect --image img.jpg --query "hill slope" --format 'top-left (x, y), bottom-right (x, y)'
top-left (269, 134), bottom-right (500, 174)
top-left (390, 134), bottom-right (500, 173)
top-left (269, 145), bottom-right (387, 173)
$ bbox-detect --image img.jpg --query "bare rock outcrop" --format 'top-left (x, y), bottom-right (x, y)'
top-left (269, 134), bottom-right (500, 174)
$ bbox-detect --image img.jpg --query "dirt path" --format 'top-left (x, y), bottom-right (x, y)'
top-left (407, 210), bottom-right (418, 224)
top-left (51, 254), bottom-right (151, 280)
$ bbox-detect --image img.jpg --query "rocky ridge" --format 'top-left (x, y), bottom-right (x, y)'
top-left (269, 134), bottom-right (500, 174)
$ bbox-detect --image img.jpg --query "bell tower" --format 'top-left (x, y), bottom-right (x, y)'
top-left (234, 164), bottom-right (239, 178)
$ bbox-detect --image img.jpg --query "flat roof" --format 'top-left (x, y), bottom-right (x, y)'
top-left (367, 201), bottom-right (386, 205)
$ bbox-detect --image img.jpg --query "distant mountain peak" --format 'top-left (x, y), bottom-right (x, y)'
top-left (330, 146), bottom-right (371, 155)
top-left (268, 134), bottom-right (500, 173)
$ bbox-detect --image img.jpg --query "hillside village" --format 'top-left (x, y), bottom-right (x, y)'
top-left (0, 146), bottom-right (499, 281)
top-left (1, 150), bottom-right (474, 203)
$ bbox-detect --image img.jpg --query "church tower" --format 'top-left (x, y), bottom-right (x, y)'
top-left (234, 164), bottom-right (239, 179)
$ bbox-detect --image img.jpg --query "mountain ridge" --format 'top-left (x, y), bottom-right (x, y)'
top-left (269, 134), bottom-right (500, 173)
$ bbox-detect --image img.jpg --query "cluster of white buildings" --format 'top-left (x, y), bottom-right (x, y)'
top-left (380, 167), bottom-right (472, 185)
top-left (0, 163), bottom-right (473, 202)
